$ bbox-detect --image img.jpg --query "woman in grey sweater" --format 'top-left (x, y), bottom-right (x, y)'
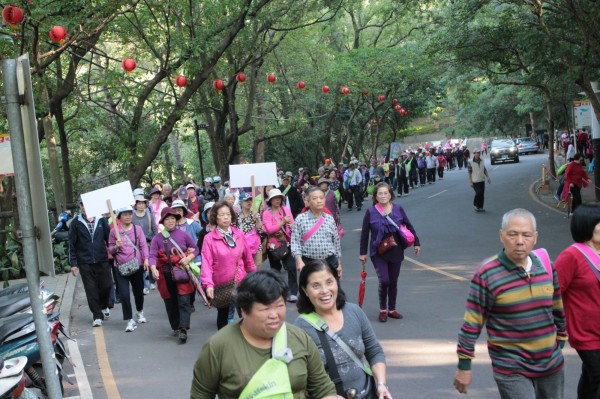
top-left (294, 260), bottom-right (392, 399)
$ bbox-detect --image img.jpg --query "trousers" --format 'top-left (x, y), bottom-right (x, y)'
top-left (162, 268), bottom-right (192, 331)
top-left (576, 349), bottom-right (600, 399)
top-left (114, 266), bottom-right (145, 320)
top-left (473, 181), bottom-right (485, 209)
top-left (267, 249), bottom-right (298, 295)
top-left (370, 252), bottom-right (402, 311)
top-left (78, 262), bottom-right (112, 320)
top-left (493, 368), bottom-right (564, 399)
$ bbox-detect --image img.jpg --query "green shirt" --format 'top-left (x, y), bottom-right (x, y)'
top-left (191, 321), bottom-right (337, 399)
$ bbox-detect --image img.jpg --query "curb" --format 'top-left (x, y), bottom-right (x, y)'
top-left (529, 179), bottom-right (565, 216)
top-left (59, 273), bottom-right (77, 332)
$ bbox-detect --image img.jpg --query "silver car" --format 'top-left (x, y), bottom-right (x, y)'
top-left (513, 137), bottom-right (539, 155)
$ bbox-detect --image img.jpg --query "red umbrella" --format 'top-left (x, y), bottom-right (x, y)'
top-left (185, 265), bottom-right (210, 308)
top-left (358, 261), bottom-right (367, 308)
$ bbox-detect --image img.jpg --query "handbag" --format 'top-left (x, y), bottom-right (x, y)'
top-left (268, 209), bottom-right (290, 261)
top-left (116, 226), bottom-right (141, 276)
top-left (244, 228), bottom-right (262, 255)
top-left (163, 239), bottom-right (190, 283)
top-left (377, 233), bottom-right (398, 255)
top-left (212, 240), bottom-right (243, 308)
top-left (375, 203), bottom-right (415, 248)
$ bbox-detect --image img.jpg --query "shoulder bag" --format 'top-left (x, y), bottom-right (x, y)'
top-left (375, 204), bottom-right (415, 251)
top-left (116, 227), bottom-right (141, 276)
top-left (571, 243), bottom-right (600, 283)
top-left (212, 239), bottom-right (243, 309)
top-left (162, 233), bottom-right (190, 283)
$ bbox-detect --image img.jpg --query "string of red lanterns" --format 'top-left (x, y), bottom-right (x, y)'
top-left (2, 5), bottom-right (24, 29)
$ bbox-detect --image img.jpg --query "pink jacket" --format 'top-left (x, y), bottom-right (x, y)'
top-left (262, 206), bottom-right (294, 248)
top-left (200, 226), bottom-right (256, 288)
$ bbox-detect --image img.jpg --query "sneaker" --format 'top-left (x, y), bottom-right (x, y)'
top-left (178, 329), bottom-right (187, 344)
top-left (143, 288), bottom-right (150, 295)
top-left (554, 194), bottom-right (560, 202)
top-left (357, 207), bottom-right (362, 211)
top-left (378, 310), bottom-right (388, 323)
top-left (136, 311), bottom-right (147, 323)
top-left (125, 319), bottom-right (137, 332)
top-left (102, 308), bottom-right (110, 319)
top-left (150, 283), bottom-right (156, 290)
top-left (388, 310), bottom-right (404, 319)
top-left (115, 297), bottom-right (121, 304)
top-left (171, 330), bottom-right (179, 337)
top-left (92, 319), bottom-right (102, 327)
top-left (287, 295), bottom-right (298, 303)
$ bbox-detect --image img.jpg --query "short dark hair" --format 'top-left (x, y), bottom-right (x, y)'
top-left (297, 260), bottom-right (346, 314)
top-left (304, 186), bottom-right (322, 199)
top-left (570, 203), bottom-right (600, 243)
top-left (372, 182), bottom-right (395, 205)
top-left (208, 201), bottom-right (237, 226)
top-left (573, 153), bottom-right (583, 161)
top-left (236, 271), bottom-right (289, 314)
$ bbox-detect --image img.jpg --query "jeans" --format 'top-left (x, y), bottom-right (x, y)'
top-left (398, 175), bottom-right (409, 195)
top-left (493, 368), bottom-right (564, 399)
top-left (114, 267), bottom-right (145, 320)
top-left (409, 170), bottom-right (418, 188)
top-left (78, 262), bottom-right (112, 320)
top-left (576, 349), bottom-right (600, 399)
top-left (473, 181), bottom-right (485, 209)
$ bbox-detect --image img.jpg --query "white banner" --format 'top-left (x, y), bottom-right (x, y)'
top-left (573, 100), bottom-right (593, 129)
top-left (80, 181), bottom-right (135, 217)
top-left (229, 162), bottom-right (278, 188)
top-left (0, 134), bottom-right (14, 177)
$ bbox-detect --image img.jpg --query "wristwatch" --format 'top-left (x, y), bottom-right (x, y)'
top-left (377, 382), bottom-right (388, 390)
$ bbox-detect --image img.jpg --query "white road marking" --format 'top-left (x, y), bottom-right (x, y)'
top-left (427, 190), bottom-right (448, 199)
top-left (67, 339), bottom-right (93, 399)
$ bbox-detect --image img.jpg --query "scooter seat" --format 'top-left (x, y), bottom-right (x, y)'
top-left (0, 294), bottom-right (30, 319)
top-left (0, 283), bottom-right (28, 298)
top-left (0, 314), bottom-right (34, 343)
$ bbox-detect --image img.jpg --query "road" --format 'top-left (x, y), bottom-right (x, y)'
top-left (68, 152), bottom-right (581, 399)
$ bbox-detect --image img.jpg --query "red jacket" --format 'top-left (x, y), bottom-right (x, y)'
top-left (555, 245), bottom-right (600, 350)
top-left (561, 161), bottom-right (588, 201)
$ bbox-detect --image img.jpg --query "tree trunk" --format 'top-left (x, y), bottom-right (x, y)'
top-left (254, 95), bottom-right (266, 163)
top-left (546, 98), bottom-right (557, 175)
top-left (41, 114), bottom-right (65, 218)
top-left (169, 132), bottom-right (185, 183)
top-left (53, 105), bottom-right (73, 206)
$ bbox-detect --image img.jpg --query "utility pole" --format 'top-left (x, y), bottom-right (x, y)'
top-left (3, 58), bottom-right (63, 399)
top-left (194, 120), bottom-right (209, 182)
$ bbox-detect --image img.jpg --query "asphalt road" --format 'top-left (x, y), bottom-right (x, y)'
top-left (69, 152), bottom-right (582, 399)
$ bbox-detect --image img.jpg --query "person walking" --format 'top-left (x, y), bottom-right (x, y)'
top-left (68, 199), bottom-right (112, 327)
top-left (132, 194), bottom-right (157, 293)
top-left (561, 153), bottom-right (590, 213)
top-left (453, 208), bottom-right (567, 398)
top-left (262, 188), bottom-right (298, 302)
top-left (359, 182), bottom-right (420, 322)
top-left (343, 161), bottom-right (363, 211)
top-left (279, 171), bottom-right (304, 217)
top-left (292, 186), bottom-right (342, 278)
top-left (201, 201), bottom-right (256, 329)
top-left (149, 207), bottom-right (199, 343)
top-left (554, 204), bottom-right (600, 399)
top-left (396, 154), bottom-right (410, 196)
top-left (108, 206), bottom-right (149, 332)
top-left (467, 149), bottom-right (491, 212)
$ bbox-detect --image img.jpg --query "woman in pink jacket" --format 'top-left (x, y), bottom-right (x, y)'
top-left (261, 188), bottom-right (297, 302)
top-left (201, 201), bottom-right (256, 329)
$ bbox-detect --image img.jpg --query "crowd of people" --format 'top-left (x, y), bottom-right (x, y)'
top-left (66, 144), bottom-right (599, 399)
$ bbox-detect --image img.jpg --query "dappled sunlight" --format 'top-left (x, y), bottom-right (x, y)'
top-left (380, 339), bottom-right (491, 368)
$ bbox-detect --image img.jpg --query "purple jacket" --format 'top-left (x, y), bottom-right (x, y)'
top-left (359, 203), bottom-right (420, 258)
top-left (108, 225), bottom-right (149, 266)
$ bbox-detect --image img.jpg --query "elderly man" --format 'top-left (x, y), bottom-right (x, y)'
top-left (454, 208), bottom-right (567, 398)
top-left (467, 148), bottom-right (491, 212)
top-left (343, 160), bottom-right (363, 211)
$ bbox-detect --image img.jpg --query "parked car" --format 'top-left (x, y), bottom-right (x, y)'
top-left (490, 139), bottom-right (519, 165)
top-left (513, 137), bottom-right (539, 155)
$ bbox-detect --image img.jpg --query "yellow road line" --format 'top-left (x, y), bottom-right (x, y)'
top-left (404, 256), bottom-right (467, 281)
top-left (94, 327), bottom-right (121, 399)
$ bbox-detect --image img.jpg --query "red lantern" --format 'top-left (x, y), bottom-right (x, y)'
top-left (121, 57), bottom-right (136, 73)
top-left (213, 79), bottom-right (225, 91)
top-left (175, 75), bottom-right (187, 88)
top-left (363, 90), bottom-right (369, 95)
top-left (322, 85), bottom-right (330, 94)
top-left (378, 95), bottom-right (385, 102)
top-left (2, 5), bottom-right (24, 29)
top-left (392, 99), bottom-right (399, 106)
top-left (297, 81), bottom-right (305, 90)
top-left (267, 73), bottom-right (276, 84)
top-left (341, 87), bottom-right (350, 95)
top-left (236, 72), bottom-right (246, 83)
top-left (49, 26), bottom-right (67, 44)
top-left (395, 105), bottom-right (401, 111)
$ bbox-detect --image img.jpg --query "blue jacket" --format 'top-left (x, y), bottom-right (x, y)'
top-left (68, 213), bottom-right (110, 266)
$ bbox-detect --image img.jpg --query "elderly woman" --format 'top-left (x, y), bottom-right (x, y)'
top-left (295, 260), bottom-right (392, 399)
top-left (236, 192), bottom-right (264, 268)
top-left (359, 182), bottom-right (420, 322)
top-left (149, 187), bottom-right (168, 230)
top-left (562, 153), bottom-right (591, 212)
top-left (262, 188), bottom-right (297, 302)
top-left (554, 204), bottom-right (600, 399)
top-left (149, 207), bottom-right (199, 343)
top-left (191, 271), bottom-right (338, 399)
top-left (108, 206), bottom-right (149, 332)
top-left (132, 194), bottom-right (157, 293)
top-left (201, 201), bottom-right (256, 329)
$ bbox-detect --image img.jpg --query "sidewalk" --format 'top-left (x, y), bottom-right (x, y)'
top-left (533, 156), bottom-right (598, 211)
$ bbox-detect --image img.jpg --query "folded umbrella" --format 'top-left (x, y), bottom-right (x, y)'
top-left (358, 262), bottom-right (367, 308)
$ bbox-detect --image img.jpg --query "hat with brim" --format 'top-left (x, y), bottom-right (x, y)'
top-left (149, 187), bottom-right (162, 196)
top-left (159, 207), bottom-right (181, 224)
top-left (317, 177), bottom-right (330, 186)
top-left (266, 188), bottom-right (285, 205)
top-left (239, 191), bottom-right (253, 201)
top-left (473, 149), bottom-right (481, 153)
top-left (171, 199), bottom-right (190, 215)
top-left (134, 195), bottom-right (148, 204)
top-left (185, 184), bottom-right (196, 190)
top-left (116, 205), bottom-right (134, 219)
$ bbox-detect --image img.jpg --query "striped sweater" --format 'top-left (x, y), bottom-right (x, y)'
top-left (457, 249), bottom-right (567, 377)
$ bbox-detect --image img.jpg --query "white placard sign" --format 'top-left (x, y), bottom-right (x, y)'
top-left (80, 181), bottom-right (135, 217)
top-left (229, 162), bottom-right (278, 188)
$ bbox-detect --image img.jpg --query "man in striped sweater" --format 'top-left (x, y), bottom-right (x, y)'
top-left (453, 208), bottom-right (568, 398)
